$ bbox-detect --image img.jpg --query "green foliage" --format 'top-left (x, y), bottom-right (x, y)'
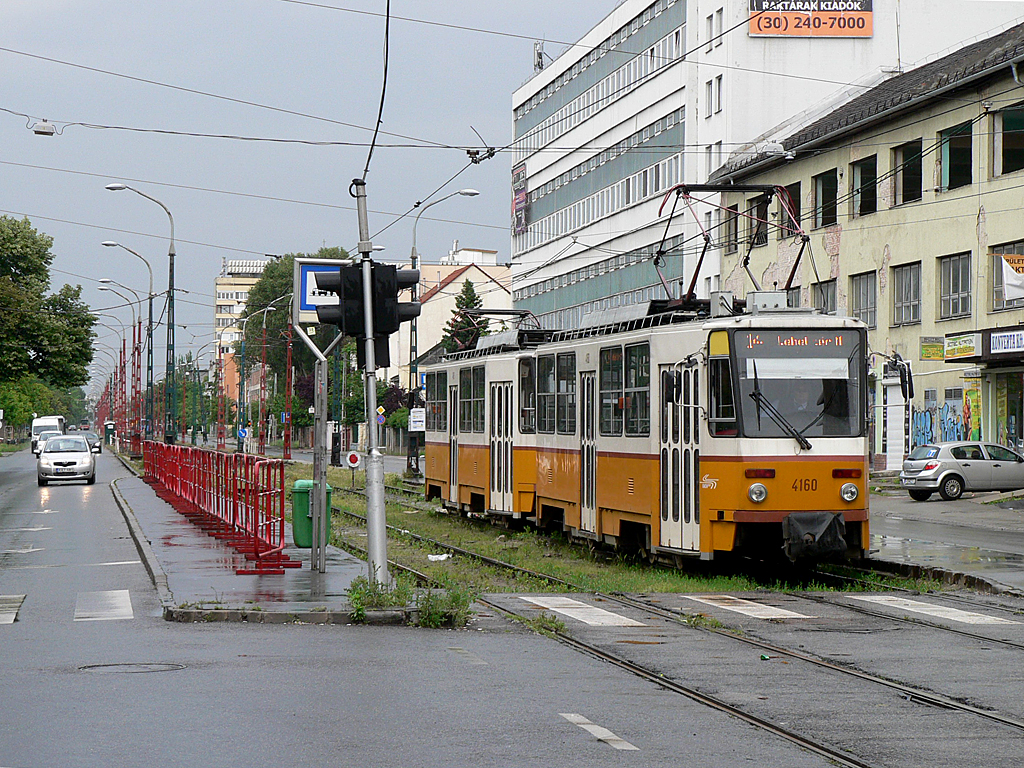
top-left (416, 585), bottom-right (476, 628)
top-left (0, 378), bottom-right (87, 428)
top-left (0, 217), bottom-right (96, 389)
top-left (345, 575), bottom-right (414, 623)
top-left (441, 280), bottom-right (486, 352)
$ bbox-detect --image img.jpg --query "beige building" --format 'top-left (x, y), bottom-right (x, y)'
top-left (713, 23), bottom-right (1024, 469)
top-left (213, 259), bottom-right (269, 401)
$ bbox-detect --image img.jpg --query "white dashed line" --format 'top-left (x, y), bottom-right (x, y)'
top-left (74, 590), bottom-right (133, 621)
top-left (519, 596), bottom-right (645, 626)
top-left (560, 713), bottom-right (639, 751)
top-left (682, 595), bottom-right (814, 619)
top-left (850, 595), bottom-right (1020, 625)
top-left (6, 560), bottom-right (141, 571)
top-left (0, 595), bottom-right (26, 624)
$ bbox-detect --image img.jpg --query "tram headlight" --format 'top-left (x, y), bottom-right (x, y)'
top-left (840, 483), bottom-right (859, 502)
top-left (748, 483), bottom-right (768, 504)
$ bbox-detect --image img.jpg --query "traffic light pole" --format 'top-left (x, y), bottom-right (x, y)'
top-left (353, 179), bottom-right (390, 588)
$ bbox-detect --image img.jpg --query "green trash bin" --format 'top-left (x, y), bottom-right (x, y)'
top-left (291, 479), bottom-right (332, 548)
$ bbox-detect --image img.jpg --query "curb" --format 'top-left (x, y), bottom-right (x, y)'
top-left (163, 607), bottom-right (417, 625)
top-left (868, 557), bottom-right (1024, 597)
top-left (110, 477), bottom-right (175, 611)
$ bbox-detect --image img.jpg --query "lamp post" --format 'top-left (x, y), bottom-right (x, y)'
top-left (98, 286), bottom-right (141, 450)
top-left (407, 188), bottom-right (480, 474)
top-left (238, 306), bottom-right (276, 453)
top-left (102, 241), bottom-right (155, 442)
top-left (105, 183), bottom-right (176, 444)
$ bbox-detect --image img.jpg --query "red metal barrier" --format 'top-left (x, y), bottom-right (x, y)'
top-left (143, 441), bottom-right (299, 574)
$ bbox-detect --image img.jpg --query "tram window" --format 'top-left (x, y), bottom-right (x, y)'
top-left (537, 355), bottom-right (556, 433)
top-left (425, 372), bottom-right (447, 432)
top-left (624, 343), bottom-right (650, 436)
top-left (600, 347), bottom-right (624, 435)
top-left (557, 353), bottom-right (577, 434)
top-left (472, 366), bottom-right (486, 433)
top-left (459, 369), bottom-right (473, 433)
top-left (519, 359), bottom-right (536, 434)
top-left (709, 357), bottom-right (737, 436)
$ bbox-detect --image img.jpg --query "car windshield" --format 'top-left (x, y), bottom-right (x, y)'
top-left (44, 439), bottom-right (89, 453)
top-left (82, 432), bottom-right (99, 440)
top-left (908, 445), bottom-right (939, 460)
top-left (38, 432), bottom-right (61, 441)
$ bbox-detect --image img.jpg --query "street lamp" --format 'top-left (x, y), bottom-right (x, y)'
top-left (102, 241), bottom-right (155, 441)
top-left (238, 306), bottom-right (276, 453)
top-left (105, 183), bottom-right (177, 444)
top-left (407, 188), bottom-right (480, 474)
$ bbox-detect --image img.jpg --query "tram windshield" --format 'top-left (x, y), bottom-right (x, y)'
top-left (731, 329), bottom-right (864, 439)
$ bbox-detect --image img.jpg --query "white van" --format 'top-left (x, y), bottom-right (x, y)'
top-left (31, 416), bottom-right (65, 452)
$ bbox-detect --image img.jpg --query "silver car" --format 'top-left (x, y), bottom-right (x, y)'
top-left (32, 430), bottom-right (62, 456)
top-left (37, 435), bottom-right (96, 486)
top-left (900, 441), bottom-right (1024, 501)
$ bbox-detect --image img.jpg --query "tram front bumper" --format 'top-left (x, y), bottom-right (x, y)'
top-left (781, 511), bottom-right (847, 561)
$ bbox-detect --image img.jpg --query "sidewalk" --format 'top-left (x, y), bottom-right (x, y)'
top-left (109, 460), bottom-right (371, 623)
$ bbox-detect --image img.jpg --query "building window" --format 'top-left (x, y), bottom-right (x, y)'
top-left (813, 169), bottom-right (838, 227)
top-left (939, 252), bottom-right (972, 319)
top-left (706, 14), bottom-right (714, 52)
top-left (778, 182), bottom-right (800, 238)
top-left (715, 8), bottom-right (724, 44)
top-left (787, 286), bottom-right (801, 308)
top-left (893, 263), bottom-right (922, 326)
top-left (425, 371), bottom-right (447, 432)
top-left (705, 80), bottom-right (713, 118)
top-left (893, 140), bottom-right (923, 204)
top-left (600, 346), bottom-right (624, 435)
top-left (940, 122), bottom-right (973, 191)
top-left (747, 196), bottom-right (768, 246)
top-left (715, 75), bottom-right (723, 113)
top-left (624, 343), bottom-right (650, 436)
top-left (992, 242), bottom-right (1024, 310)
top-left (556, 353), bottom-right (577, 435)
top-left (995, 104), bottom-right (1024, 176)
top-left (813, 279), bottom-right (837, 315)
top-left (849, 272), bottom-right (877, 329)
top-left (724, 205), bottom-right (739, 253)
top-left (851, 156), bottom-right (877, 216)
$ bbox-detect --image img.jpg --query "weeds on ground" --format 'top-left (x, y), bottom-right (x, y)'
top-left (416, 583), bottom-right (477, 628)
top-left (521, 612), bottom-right (566, 636)
top-left (346, 575), bottom-right (414, 623)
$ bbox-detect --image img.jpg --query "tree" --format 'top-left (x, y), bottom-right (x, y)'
top-left (441, 280), bottom-right (485, 352)
top-left (0, 216), bottom-right (96, 389)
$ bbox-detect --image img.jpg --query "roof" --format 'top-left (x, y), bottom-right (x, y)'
top-left (715, 21), bottom-right (1024, 180)
top-left (222, 260), bottom-right (271, 276)
top-left (419, 264), bottom-right (511, 304)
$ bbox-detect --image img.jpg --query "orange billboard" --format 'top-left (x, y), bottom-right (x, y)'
top-left (749, 1), bottom-right (873, 38)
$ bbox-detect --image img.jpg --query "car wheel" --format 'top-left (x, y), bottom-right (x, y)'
top-left (86, 473), bottom-right (96, 485)
top-left (939, 474), bottom-right (964, 501)
top-left (37, 477), bottom-right (47, 487)
top-left (908, 489), bottom-right (932, 501)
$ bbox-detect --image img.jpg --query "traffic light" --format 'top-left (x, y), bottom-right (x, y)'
top-left (372, 264), bottom-right (421, 337)
top-left (314, 266), bottom-right (363, 336)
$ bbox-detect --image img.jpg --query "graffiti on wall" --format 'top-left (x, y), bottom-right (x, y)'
top-left (911, 401), bottom-right (965, 447)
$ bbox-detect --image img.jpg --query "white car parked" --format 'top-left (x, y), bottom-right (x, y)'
top-left (37, 435), bottom-right (96, 486)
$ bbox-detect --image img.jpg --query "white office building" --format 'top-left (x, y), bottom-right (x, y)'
top-left (511, 0), bottom-right (1024, 328)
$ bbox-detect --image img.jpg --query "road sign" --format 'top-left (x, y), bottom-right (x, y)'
top-left (376, 406), bottom-right (385, 415)
top-left (344, 451), bottom-right (362, 469)
top-left (376, 414), bottom-right (385, 425)
top-left (308, 405), bottom-right (315, 414)
top-left (409, 407), bottom-right (425, 432)
top-left (238, 428), bottom-right (248, 439)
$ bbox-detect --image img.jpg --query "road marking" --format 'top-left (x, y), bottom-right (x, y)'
top-left (7, 560), bottom-right (141, 571)
top-left (0, 595), bottom-right (26, 624)
top-left (518, 596), bottom-right (645, 626)
top-left (681, 595), bottom-right (814, 620)
top-left (560, 713), bottom-right (639, 751)
top-left (0, 526), bottom-right (51, 532)
top-left (849, 595), bottom-right (1020, 625)
top-left (447, 647), bottom-right (488, 665)
top-left (2, 547), bottom-right (44, 554)
top-left (74, 590), bottom-right (133, 621)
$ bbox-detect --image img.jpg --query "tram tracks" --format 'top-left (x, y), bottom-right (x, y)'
top-left (331, 499), bottom-right (1024, 763)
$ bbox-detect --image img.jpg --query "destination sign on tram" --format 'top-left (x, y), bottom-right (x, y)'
top-left (738, 329), bottom-right (858, 355)
top-left (749, 1), bottom-right (873, 38)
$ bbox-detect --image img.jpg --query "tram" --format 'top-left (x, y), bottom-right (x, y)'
top-left (422, 292), bottom-right (869, 563)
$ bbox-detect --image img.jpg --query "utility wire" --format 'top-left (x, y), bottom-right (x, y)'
top-left (362, 0), bottom-right (391, 180)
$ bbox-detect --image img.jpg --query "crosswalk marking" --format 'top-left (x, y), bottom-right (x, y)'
top-left (682, 595), bottom-right (814, 620)
top-left (74, 590), bottom-right (133, 621)
top-left (0, 595), bottom-right (26, 624)
top-left (7, 560), bottom-right (141, 571)
top-left (849, 595), bottom-right (1020, 625)
top-left (560, 713), bottom-right (639, 751)
top-left (518, 596), bottom-right (645, 626)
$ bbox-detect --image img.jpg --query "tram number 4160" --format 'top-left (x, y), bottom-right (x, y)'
top-left (792, 479), bottom-right (818, 492)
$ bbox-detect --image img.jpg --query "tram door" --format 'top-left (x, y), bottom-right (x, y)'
top-left (489, 382), bottom-right (514, 513)
top-left (580, 372), bottom-right (597, 533)
top-left (660, 366), bottom-right (700, 550)
top-left (448, 384), bottom-right (459, 505)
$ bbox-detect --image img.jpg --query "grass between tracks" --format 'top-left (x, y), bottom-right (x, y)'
top-left (282, 462), bottom-right (944, 596)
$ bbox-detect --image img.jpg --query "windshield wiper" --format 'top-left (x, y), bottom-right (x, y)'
top-left (748, 361), bottom-right (813, 451)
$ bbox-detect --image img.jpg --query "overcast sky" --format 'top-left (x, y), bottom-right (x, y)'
top-left (3, 0), bottom-right (615, 391)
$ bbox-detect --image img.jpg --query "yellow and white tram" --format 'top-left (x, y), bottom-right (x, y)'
top-left (422, 295), bottom-right (869, 562)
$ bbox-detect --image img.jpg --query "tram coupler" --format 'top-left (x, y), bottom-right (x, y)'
top-left (782, 512), bottom-right (847, 561)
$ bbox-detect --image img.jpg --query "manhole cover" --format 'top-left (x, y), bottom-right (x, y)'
top-left (79, 663), bottom-right (185, 674)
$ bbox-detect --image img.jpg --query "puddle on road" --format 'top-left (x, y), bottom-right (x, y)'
top-left (871, 533), bottom-right (1024, 572)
